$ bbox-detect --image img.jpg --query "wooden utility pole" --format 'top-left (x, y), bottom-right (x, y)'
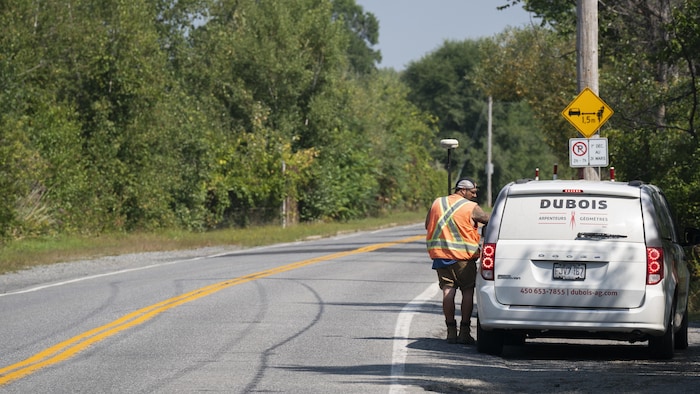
top-left (577, 0), bottom-right (600, 180)
top-left (577, 0), bottom-right (598, 94)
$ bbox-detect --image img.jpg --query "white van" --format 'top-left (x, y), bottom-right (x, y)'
top-left (475, 179), bottom-right (691, 359)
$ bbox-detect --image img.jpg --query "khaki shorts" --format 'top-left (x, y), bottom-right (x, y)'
top-left (436, 259), bottom-right (477, 290)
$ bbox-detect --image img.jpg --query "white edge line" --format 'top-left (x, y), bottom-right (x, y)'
top-left (389, 283), bottom-right (439, 393)
top-left (0, 244), bottom-right (274, 297)
top-left (0, 223), bottom-right (424, 297)
top-left (0, 257), bottom-right (206, 297)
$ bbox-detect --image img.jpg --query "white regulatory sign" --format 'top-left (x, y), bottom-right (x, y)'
top-left (569, 138), bottom-right (608, 168)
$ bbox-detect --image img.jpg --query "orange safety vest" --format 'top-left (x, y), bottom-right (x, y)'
top-left (426, 194), bottom-right (481, 261)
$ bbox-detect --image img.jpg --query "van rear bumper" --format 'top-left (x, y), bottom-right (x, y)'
top-left (476, 285), bottom-right (668, 336)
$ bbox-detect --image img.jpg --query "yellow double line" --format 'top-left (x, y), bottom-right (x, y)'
top-left (0, 235), bottom-right (423, 385)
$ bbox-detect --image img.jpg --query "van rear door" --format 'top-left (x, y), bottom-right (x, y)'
top-left (492, 192), bottom-right (647, 308)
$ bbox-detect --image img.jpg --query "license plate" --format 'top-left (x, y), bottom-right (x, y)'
top-left (553, 263), bottom-right (586, 280)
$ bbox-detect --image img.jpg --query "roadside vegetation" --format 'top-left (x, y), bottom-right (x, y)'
top-left (1, 1), bottom-right (699, 310)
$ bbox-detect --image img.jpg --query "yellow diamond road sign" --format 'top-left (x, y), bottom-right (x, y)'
top-left (561, 87), bottom-right (614, 138)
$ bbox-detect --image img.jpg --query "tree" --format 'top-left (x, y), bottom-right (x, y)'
top-left (402, 40), bottom-right (487, 179)
top-left (474, 27), bottom-right (577, 167)
top-left (0, 0), bottom-right (442, 241)
top-left (402, 37), bottom-right (563, 195)
top-left (516, 0), bottom-right (700, 229)
top-left (182, 0), bottom-right (351, 225)
top-left (0, 0), bottom-right (92, 237)
top-left (0, 0), bottom-right (221, 235)
top-left (331, 0), bottom-right (382, 75)
top-left (299, 69), bottom-right (441, 221)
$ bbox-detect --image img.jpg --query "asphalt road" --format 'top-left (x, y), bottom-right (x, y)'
top-left (1, 224), bottom-right (698, 393)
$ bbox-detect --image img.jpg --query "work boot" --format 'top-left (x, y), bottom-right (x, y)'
top-left (446, 320), bottom-right (458, 344)
top-left (458, 320), bottom-right (476, 345)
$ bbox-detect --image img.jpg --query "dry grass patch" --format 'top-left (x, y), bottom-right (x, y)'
top-left (0, 211), bottom-right (425, 275)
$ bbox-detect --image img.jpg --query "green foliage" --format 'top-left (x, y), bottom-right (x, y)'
top-left (689, 245), bottom-right (700, 312)
top-left (0, 121), bottom-right (35, 241)
top-left (521, 0), bottom-right (577, 35)
top-left (364, 72), bottom-right (443, 211)
top-left (473, 27), bottom-right (578, 166)
top-left (403, 40), bottom-right (488, 182)
top-left (331, 0), bottom-right (382, 74)
top-left (402, 36), bottom-right (565, 198)
top-left (492, 101), bottom-right (565, 182)
top-left (299, 70), bottom-right (441, 221)
top-left (17, 103), bottom-right (86, 235)
top-left (3, 0), bottom-right (698, 269)
top-left (0, 0), bottom-right (440, 238)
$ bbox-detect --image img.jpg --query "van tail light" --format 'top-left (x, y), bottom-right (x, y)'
top-left (647, 247), bottom-right (663, 285)
top-left (481, 243), bottom-right (496, 280)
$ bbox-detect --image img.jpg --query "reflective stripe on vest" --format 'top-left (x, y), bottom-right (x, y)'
top-left (426, 196), bottom-right (480, 260)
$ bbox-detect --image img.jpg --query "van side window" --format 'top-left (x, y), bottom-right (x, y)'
top-left (658, 193), bottom-right (679, 243)
top-left (649, 189), bottom-right (675, 242)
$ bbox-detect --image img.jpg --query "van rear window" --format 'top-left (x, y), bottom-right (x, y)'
top-left (498, 195), bottom-right (644, 241)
